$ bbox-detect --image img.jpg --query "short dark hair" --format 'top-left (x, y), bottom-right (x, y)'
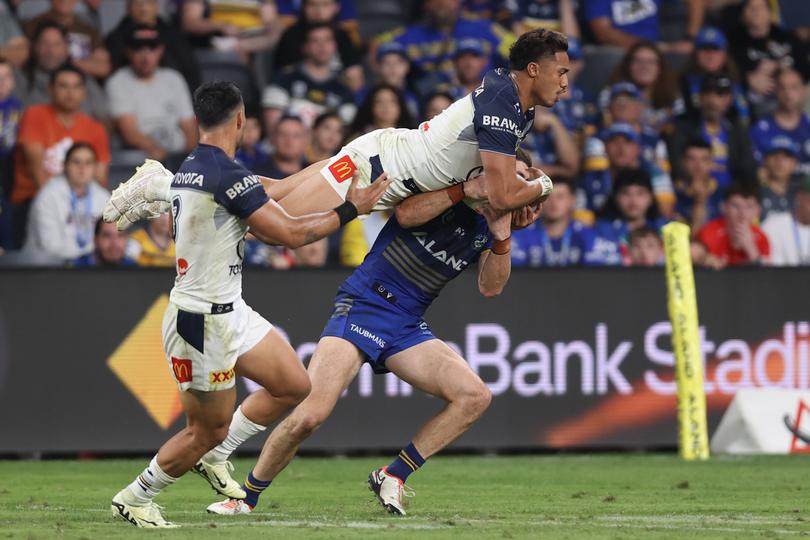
top-left (50, 63), bottom-right (85, 86)
top-left (509, 29), bottom-right (568, 70)
top-left (724, 182), bottom-right (759, 202)
top-left (775, 66), bottom-right (807, 86)
top-left (65, 142), bottom-right (96, 163)
top-left (312, 110), bottom-right (342, 130)
top-left (193, 81), bottom-right (243, 129)
top-left (515, 148), bottom-right (532, 168)
top-left (629, 226), bottom-right (661, 245)
top-left (550, 176), bottom-right (576, 194)
top-left (684, 138), bottom-right (712, 153)
top-left (304, 22), bottom-right (336, 42)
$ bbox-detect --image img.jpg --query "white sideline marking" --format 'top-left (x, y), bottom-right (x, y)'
top-left (183, 519), bottom-right (450, 530)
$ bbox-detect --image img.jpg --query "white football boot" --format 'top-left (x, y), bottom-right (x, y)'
top-left (110, 489), bottom-right (178, 528)
top-left (206, 498), bottom-right (254, 515)
top-left (192, 459), bottom-right (247, 499)
top-left (103, 159), bottom-right (174, 228)
top-left (367, 467), bottom-right (415, 516)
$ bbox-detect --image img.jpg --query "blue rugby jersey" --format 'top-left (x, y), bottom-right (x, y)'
top-left (343, 202), bottom-right (492, 316)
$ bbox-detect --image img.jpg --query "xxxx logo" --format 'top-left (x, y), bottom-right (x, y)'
top-left (328, 155), bottom-right (357, 183)
top-left (210, 368), bottom-right (235, 384)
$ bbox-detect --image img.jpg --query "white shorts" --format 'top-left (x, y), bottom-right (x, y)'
top-left (162, 299), bottom-right (273, 392)
top-left (319, 129), bottom-right (437, 211)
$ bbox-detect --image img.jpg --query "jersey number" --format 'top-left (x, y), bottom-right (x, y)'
top-left (171, 196), bottom-right (181, 241)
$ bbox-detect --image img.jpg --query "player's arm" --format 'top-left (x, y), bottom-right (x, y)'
top-left (394, 175), bottom-right (489, 228)
top-left (247, 173), bottom-right (391, 248)
top-left (481, 150), bottom-right (548, 212)
top-left (477, 206), bottom-right (513, 298)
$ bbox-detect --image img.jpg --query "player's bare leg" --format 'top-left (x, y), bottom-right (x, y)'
top-left (111, 387), bottom-right (235, 528)
top-left (206, 337), bottom-right (363, 514)
top-left (368, 339), bottom-right (492, 515)
top-left (275, 165), bottom-right (344, 216)
top-left (195, 329), bottom-right (311, 498)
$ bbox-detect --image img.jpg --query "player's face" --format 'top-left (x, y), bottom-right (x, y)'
top-left (630, 236), bottom-right (662, 266)
top-left (36, 28), bottom-right (69, 71)
top-left (65, 147), bottom-right (96, 188)
top-left (605, 136), bottom-right (640, 168)
top-left (542, 184), bottom-right (573, 222)
top-left (682, 148), bottom-right (713, 180)
top-left (776, 71), bottom-right (806, 111)
top-left (533, 52), bottom-right (569, 107)
top-left (764, 151), bottom-right (798, 181)
top-left (616, 185), bottom-right (653, 221)
top-left (50, 72), bottom-right (86, 113)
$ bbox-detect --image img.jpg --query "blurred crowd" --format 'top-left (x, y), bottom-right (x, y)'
top-left (0, 0), bottom-right (808, 269)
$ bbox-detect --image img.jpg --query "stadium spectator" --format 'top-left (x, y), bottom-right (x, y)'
top-left (462, 0), bottom-right (513, 28)
top-left (11, 64), bottom-right (109, 247)
top-left (602, 42), bottom-right (683, 132)
top-left (522, 109), bottom-right (579, 179)
top-left (669, 74), bottom-right (756, 192)
top-left (292, 237), bottom-right (328, 267)
top-left (591, 82), bottom-right (671, 186)
top-left (276, 0), bottom-right (359, 47)
top-left (679, 26), bottom-right (750, 125)
top-left (628, 226), bottom-right (663, 266)
top-left (674, 139), bottom-right (723, 236)
top-left (17, 21), bottom-right (108, 121)
top-left (105, 25), bottom-right (196, 165)
top-left (762, 176), bottom-right (810, 266)
top-left (547, 37), bottom-right (596, 140)
top-left (306, 110), bottom-right (344, 163)
top-left (24, 142), bottom-right (107, 262)
top-left (697, 183), bottom-right (770, 265)
top-left (358, 42), bottom-right (419, 120)
top-left (727, 0), bottom-right (809, 118)
top-left (594, 167), bottom-right (668, 266)
top-left (126, 213), bottom-right (175, 266)
top-left (179, 0), bottom-right (281, 59)
top-left (583, 0), bottom-right (704, 48)
top-left (75, 218), bottom-right (136, 266)
top-left (255, 114), bottom-right (308, 178)
top-left (511, 177), bottom-right (603, 267)
top-left (758, 135), bottom-right (800, 220)
top-left (509, 0), bottom-right (580, 37)
top-left (274, 0), bottom-right (364, 91)
top-left (422, 90), bottom-right (453, 121)
top-left (346, 84), bottom-right (414, 142)
top-left (442, 38), bottom-right (488, 100)
top-left (0, 58), bottom-right (22, 249)
top-left (106, 0), bottom-right (200, 90)
top-left (235, 113), bottom-right (270, 171)
top-left (373, 0), bottom-right (515, 96)
top-left (0, 0), bottom-right (29, 67)
top-left (261, 23), bottom-right (356, 131)
top-left (750, 68), bottom-right (810, 177)
top-left (579, 122), bottom-right (674, 221)
top-left (23, 0), bottom-right (111, 79)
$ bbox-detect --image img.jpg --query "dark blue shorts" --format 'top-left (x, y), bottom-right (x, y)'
top-left (320, 282), bottom-right (436, 374)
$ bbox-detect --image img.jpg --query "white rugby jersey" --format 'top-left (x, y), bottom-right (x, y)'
top-left (168, 144), bottom-right (269, 313)
top-left (335, 68), bottom-right (536, 207)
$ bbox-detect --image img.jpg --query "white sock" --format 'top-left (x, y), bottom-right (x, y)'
top-left (124, 455), bottom-right (178, 505)
top-left (204, 406), bottom-right (266, 464)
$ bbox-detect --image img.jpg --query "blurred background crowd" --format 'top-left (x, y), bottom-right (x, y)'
top-left (0, 0), bottom-right (808, 270)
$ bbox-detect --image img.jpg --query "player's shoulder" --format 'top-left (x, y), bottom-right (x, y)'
top-left (472, 69), bottom-right (521, 113)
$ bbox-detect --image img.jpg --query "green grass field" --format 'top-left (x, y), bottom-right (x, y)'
top-left (0, 455), bottom-right (808, 539)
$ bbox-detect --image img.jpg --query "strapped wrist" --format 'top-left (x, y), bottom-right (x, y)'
top-left (334, 200), bottom-right (358, 226)
top-left (447, 183), bottom-right (465, 205)
top-left (491, 236), bottom-right (511, 255)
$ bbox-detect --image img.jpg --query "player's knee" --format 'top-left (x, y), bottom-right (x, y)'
top-left (458, 381), bottom-right (492, 419)
top-left (190, 420), bottom-right (230, 449)
top-left (288, 409), bottom-right (326, 440)
top-left (290, 376), bottom-right (312, 405)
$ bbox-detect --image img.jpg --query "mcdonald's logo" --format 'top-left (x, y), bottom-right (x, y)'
top-left (328, 155), bottom-right (357, 183)
top-left (171, 357), bottom-right (192, 383)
